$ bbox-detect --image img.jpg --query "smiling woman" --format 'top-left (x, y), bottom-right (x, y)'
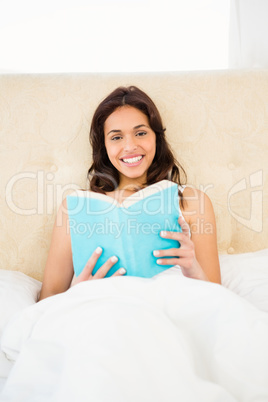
top-left (88, 86), bottom-right (185, 196)
top-left (39, 85), bottom-right (221, 301)
top-left (104, 107), bottom-right (156, 189)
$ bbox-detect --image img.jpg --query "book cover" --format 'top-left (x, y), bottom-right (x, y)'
top-left (67, 180), bottom-right (182, 278)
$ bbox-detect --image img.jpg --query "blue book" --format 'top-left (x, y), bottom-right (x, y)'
top-left (67, 180), bottom-right (182, 278)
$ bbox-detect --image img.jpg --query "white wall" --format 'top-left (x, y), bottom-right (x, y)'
top-left (0, 0), bottom-right (230, 73)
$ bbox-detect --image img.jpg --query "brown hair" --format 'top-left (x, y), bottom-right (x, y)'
top-left (88, 86), bottom-right (186, 197)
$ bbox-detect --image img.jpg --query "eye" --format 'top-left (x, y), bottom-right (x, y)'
top-left (136, 131), bottom-right (147, 137)
top-left (111, 135), bottom-right (122, 141)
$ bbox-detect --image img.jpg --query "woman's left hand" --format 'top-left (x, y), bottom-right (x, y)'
top-left (153, 216), bottom-right (209, 281)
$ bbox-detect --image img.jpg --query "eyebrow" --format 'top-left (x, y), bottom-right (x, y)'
top-left (107, 124), bottom-right (149, 136)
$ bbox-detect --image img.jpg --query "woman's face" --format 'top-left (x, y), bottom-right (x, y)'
top-left (104, 106), bottom-right (156, 188)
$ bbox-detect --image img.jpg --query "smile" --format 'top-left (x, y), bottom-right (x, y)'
top-left (121, 155), bottom-right (144, 165)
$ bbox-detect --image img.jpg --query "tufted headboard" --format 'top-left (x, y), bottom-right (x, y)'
top-left (0, 70), bottom-right (267, 281)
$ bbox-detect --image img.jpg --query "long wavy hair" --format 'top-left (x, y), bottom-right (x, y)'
top-left (88, 85), bottom-right (187, 200)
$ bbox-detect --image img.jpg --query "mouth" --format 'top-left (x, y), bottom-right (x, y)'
top-left (120, 155), bottom-right (144, 166)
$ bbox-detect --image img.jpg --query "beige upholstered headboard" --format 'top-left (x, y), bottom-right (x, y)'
top-left (0, 70), bottom-right (267, 281)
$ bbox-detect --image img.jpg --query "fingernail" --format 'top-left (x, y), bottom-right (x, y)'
top-left (95, 246), bottom-right (102, 254)
top-left (160, 231), bottom-right (167, 237)
top-left (156, 259), bottom-right (162, 264)
top-left (153, 250), bottom-right (160, 257)
top-left (111, 256), bottom-right (118, 263)
top-left (119, 268), bottom-right (126, 275)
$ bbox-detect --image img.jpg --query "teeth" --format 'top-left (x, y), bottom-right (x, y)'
top-left (122, 156), bottom-right (143, 164)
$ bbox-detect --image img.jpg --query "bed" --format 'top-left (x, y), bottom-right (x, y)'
top-left (0, 71), bottom-right (268, 401)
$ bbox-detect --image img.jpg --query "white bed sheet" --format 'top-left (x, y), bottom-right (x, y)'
top-left (1, 268), bottom-right (268, 402)
top-left (0, 270), bottom-right (42, 391)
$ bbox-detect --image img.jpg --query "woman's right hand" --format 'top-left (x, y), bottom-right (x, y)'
top-left (71, 246), bottom-right (126, 287)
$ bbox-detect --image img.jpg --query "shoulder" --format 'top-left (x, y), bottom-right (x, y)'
top-left (180, 186), bottom-right (215, 226)
top-left (55, 193), bottom-right (84, 228)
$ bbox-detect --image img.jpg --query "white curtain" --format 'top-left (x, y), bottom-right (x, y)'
top-left (229, 0), bottom-right (268, 68)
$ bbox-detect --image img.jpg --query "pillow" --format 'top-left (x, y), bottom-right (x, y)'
top-left (0, 270), bottom-right (41, 339)
top-left (219, 249), bottom-right (268, 313)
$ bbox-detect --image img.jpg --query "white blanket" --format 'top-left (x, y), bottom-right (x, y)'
top-left (1, 270), bottom-right (268, 402)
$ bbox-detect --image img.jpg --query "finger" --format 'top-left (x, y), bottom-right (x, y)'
top-left (93, 255), bottom-right (119, 279)
top-left (154, 247), bottom-right (194, 262)
top-left (178, 216), bottom-right (191, 237)
top-left (153, 248), bottom-right (180, 258)
top-left (112, 267), bottom-right (127, 277)
top-left (78, 246), bottom-right (103, 281)
top-left (156, 256), bottom-right (195, 271)
top-left (153, 247), bottom-right (192, 258)
top-left (156, 257), bottom-right (180, 266)
top-left (160, 230), bottom-right (190, 246)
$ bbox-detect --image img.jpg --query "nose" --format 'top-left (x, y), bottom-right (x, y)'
top-left (123, 135), bottom-right (138, 152)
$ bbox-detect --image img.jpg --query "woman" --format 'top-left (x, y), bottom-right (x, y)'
top-left (39, 86), bottom-right (221, 301)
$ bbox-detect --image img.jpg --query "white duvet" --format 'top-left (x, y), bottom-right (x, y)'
top-left (1, 269), bottom-right (268, 402)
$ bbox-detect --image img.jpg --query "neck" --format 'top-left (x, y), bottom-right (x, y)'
top-left (118, 180), bottom-right (146, 193)
top-left (118, 184), bottom-right (144, 192)
top-left (118, 175), bottom-right (147, 192)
